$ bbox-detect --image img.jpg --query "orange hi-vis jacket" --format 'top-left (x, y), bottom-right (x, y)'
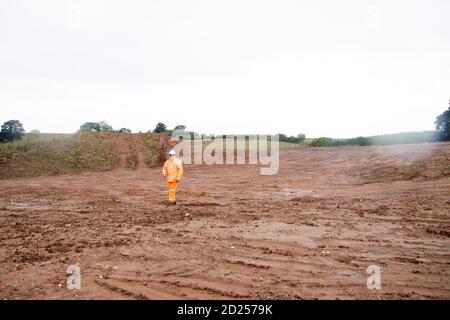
top-left (162, 158), bottom-right (184, 182)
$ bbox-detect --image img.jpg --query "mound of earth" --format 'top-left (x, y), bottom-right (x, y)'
top-left (0, 133), bottom-right (175, 179)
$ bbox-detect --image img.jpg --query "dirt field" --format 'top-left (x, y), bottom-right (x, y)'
top-left (1, 143), bottom-right (449, 300)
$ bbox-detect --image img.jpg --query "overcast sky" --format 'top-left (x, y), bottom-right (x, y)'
top-left (1, 0), bottom-right (449, 138)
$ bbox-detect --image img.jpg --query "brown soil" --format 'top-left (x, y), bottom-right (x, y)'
top-left (0, 143), bottom-right (449, 300)
top-left (113, 133), bottom-right (173, 170)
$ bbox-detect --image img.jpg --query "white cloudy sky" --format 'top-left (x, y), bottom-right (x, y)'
top-left (0, 0), bottom-right (449, 138)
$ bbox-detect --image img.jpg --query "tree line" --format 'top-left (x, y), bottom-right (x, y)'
top-left (1, 102), bottom-right (450, 144)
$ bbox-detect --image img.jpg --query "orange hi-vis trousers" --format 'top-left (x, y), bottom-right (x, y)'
top-left (167, 181), bottom-right (178, 203)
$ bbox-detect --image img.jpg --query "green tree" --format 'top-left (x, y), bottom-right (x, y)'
top-left (295, 133), bottom-right (306, 143)
top-left (277, 133), bottom-right (305, 143)
top-left (79, 121), bottom-right (113, 132)
top-left (309, 137), bottom-right (334, 147)
top-left (153, 122), bottom-right (168, 133)
top-left (353, 136), bottom-right (371, 146)
top-left (118, 128), bottom-right (132, 133)
top-left (0, 120), bottom-right (25, 142)
top-left (98, 121), bottom-right (113, 132)
top-left (173, 125), bottom-right (186, 131)
top-left (278, 133), bottom-right (288, 142)
top-left (80, 122), bottom-right (101, 132)
top-left (435, 103), bottom-right (450, 141)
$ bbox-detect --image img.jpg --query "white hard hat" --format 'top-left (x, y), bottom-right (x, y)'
top-left (169, 150), bottom-right (176, 156)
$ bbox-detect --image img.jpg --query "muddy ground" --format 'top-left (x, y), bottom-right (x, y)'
top-left (0, 143), bottom-right (449, 300)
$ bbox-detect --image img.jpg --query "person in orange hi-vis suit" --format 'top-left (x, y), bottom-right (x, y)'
top-left (162, 150), bottom-right (184, 206)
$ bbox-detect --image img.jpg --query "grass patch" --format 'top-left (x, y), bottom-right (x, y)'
top-left (65, 133), bottom-right (119, 172)
top-left (124, 135), bottom-right (139, 170)
top-left (0, 133), bottom-right (119, 179)
top-left (144, 136), bottom-right (161, 168)
top-left (199, 138), bottom-right (301, 151)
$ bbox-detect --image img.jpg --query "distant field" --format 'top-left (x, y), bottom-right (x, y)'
top-left (198, 139), bottom-right (302, 150)
top-left (307, 131), bottom-right (439, 147)
top-left (368, 131), bottom-right (439, 145)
